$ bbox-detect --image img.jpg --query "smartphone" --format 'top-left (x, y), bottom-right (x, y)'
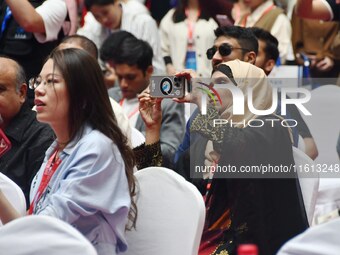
top-left (149, 76), bottom-right (185, 98)
top-left (0, 128), bottom-right (11, 157)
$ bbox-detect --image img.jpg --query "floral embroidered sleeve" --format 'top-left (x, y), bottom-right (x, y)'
top-left (133, 141), bottom-right (163, 170)
top-left (189, 106), bottom-right (228, 153)
top-left (190, 107), bottom-right (225, 140)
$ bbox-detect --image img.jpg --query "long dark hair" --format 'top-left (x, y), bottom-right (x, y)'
top-left (48, 48), bottom-right (137, 228)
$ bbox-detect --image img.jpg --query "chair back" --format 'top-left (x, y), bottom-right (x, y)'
top-left (301, 85), bottom-right (340, 165)
top-left (122, 167), bottom-right (206, 255)
top-left (0, 215), bottom-right (97, 255)
top-left (0, 173), bottom-right (26, 225)
top-left (292, 147), bottom-right (319, 225)
top-left (130, 128), bottom-right (146, 148)
top-left (300, 85), bottom-right (340, 224)
top-left (277, 217), bottom-right (340, 255)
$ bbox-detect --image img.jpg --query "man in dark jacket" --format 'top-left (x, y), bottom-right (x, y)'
top-left (0, 57), bottom-right (54, 206)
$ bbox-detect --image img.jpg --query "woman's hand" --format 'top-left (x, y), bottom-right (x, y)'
top-left (173, 69), bottom-right (203, 108)
top-left (138, 90), bottom-right (163, 145)
top-left (138, 90), bottom-right (162, 129)
top-left (316, 56), bottom-right (334, 72)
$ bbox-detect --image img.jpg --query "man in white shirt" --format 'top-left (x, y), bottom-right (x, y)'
top-left (78, 0), bottom-right (165, 74)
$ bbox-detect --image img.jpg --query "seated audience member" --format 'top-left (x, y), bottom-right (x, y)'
top-left (57, 35), bottom-right (132, 142)
top-left (58, 34), bottom-right (163, 169)
top-left (78, 0), bottom-right (165, 74)
top-left (0, 57), bottom-right (54, 205)
top-left (250, 27), bottom-right (318, 159)
top-left (174, 26), bottom-right (259, 163)
top-left (175, 60), bottom-right (308, 255)
top-left (0, 49), bottom-right (137, 255)
top-left (208, 26), bottom-right (258, 68)
top-left (100, 31), bottom-right (185, 168)
top-left (237, 0), bottom-right (293, 63)
top-left (291, 8), bottom-right (340, 85)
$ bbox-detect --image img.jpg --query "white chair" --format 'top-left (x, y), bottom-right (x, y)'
top-left (109, 97), bottom-right (132, 143)
top-left (300, 85), bottom-right (340, 225)
top-left (292, 147), bottom-right (319, 225)
top-left (122, 167), bottom-right (206, 255)
top-left (313, 183), bottom-right (340, 225)
top-left (277, 217), bottom-right (340, 255)
top-left (0, 173), bottom-right (26, 225)
top-left (301, 85), bottom-right (340, 165)
top-left (297, 135), bottom-right (305, 152)
top-left (0, 215), bottom-right (97, 255)
top-left (130, 128), bottom-right (145, 148)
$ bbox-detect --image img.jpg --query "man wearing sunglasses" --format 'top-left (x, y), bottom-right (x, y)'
top-left (175, 25), bottom-right (317, 164)
top-left (174, 26), bottom-right (259, 163)
top-left (0, 57), bottom-right (54, 206)
top-left (207, 26), bottom-right (258, 68)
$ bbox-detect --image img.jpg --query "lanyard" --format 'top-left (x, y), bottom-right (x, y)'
top-left (0, 7), bottom-right (12, 38)
top-left (185, 9), bottom-right (200, 41)
top-left (119, 98), bottom-right (140, 119)
top-left (28, 149), bottom-right (62, 215)
top-left (241, 4), bottom-right (275, 27)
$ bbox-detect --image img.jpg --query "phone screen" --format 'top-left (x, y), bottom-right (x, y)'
top-left (0, 128), bottom-right (11, 157)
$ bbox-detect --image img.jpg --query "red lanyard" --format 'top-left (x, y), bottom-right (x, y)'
top-left (119, 98), bottom-right (139, 119)
top-left (185, 9), bottom-right (201, 41)
top-left (241, 4), bottom-right (275, 27)
top-left (28, 149), bottom-right (62, 215)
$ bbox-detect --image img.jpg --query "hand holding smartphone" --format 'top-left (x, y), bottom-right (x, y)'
top-left (149, 76), bottom-right (186, 98)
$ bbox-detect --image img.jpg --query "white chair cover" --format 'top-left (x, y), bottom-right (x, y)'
top-left (301, 85), bottom-right (340, 165)
top-left (300, 85), bottom-right (340, 225)
top-left (109, 97), bottom-right (132, 144)
top-left (277, 217), bottom-right (340, 255)
top-left (130, 128), bottom-right (145, 148)
top-left (0, 173), bottom-right (26, 225)
top-left (0, 215), bottom-right (97, 255)
top-left (313, 182), bottom-right (340, 225)
top-left (122, 167), bottom-right (205, 255)
top-left (292, 147), bottom-right (319, 225)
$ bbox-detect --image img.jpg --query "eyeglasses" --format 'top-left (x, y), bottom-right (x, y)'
top-left (206, 43), bottom-right (251, 60)
top-left (28, 75), bottom-right (57, 90)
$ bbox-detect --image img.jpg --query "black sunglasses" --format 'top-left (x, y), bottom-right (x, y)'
top-left (206, 43), bottom-right (251, 60)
